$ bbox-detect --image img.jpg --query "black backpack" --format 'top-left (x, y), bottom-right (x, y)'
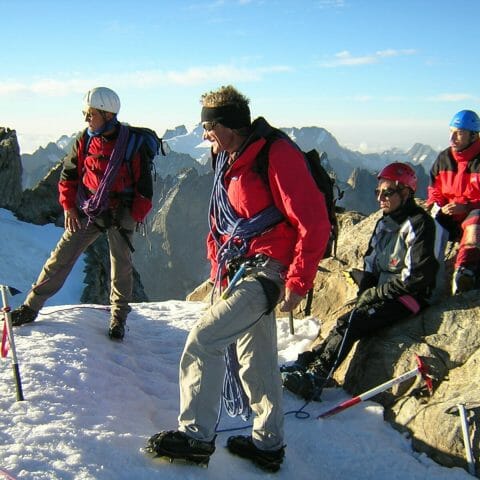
top-left (254, 128), bottom-right (342, 259)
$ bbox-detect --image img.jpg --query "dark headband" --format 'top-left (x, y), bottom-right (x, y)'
top-left (201, 104), bottom-right (251, 129)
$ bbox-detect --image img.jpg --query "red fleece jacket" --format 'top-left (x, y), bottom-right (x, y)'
top-left (207, 136), bottom-right (330, 296)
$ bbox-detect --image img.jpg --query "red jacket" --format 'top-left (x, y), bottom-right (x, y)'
top-left (58, 127), bottom-right (153, 222)
top-left (208, 126), bottom-right (330, 296)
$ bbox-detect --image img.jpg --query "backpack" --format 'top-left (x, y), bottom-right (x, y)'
top-left (124, 125), bottom-right (165, 175)
top-left (255, 129), bottom-right (344, 317)
top-left (254, 128), bottom-right (342, 259)
top-left (82, 125), bottom-right (165, 186)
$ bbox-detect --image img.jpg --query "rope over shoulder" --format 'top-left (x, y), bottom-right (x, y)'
top-left (77, 124), bottom-right (130, 223)
top-left (209, 149), bottom-right (284, 422)
top-left (209, 150), bottom-right (284, 297)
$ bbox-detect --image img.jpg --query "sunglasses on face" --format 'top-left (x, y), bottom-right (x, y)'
top-left (202, 121), bottom-right (217, 132)
top-left (374, 187), bottom-right (401, 198)
top-left (83, 110), bottom-right (99, 121)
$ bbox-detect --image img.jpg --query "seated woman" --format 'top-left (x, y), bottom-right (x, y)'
top-left (282, 162), bottom-right (441, 401)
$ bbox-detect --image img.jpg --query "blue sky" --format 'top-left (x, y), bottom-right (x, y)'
top-left (2, 0), bottom-right (479, 153)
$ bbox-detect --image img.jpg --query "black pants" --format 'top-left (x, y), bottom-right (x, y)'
top-left (298, 299), bottom-right (413, 378)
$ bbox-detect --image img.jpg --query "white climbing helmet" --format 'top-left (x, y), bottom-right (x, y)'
top-left (83, 87), bottom-right (121, 114)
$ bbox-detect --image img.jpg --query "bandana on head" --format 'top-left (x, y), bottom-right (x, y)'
top-left (201, 104), bottom-right (251, 129)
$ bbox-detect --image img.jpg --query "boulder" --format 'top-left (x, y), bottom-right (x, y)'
top-left (15, 162), bottom-right (64, 226)
top-left (132, 168), bottom-right (212, 301)
top-left (0, 127), bottom-right (23, 211)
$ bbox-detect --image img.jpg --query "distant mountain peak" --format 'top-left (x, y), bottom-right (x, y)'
top-left (162, 125), bottom-right (188, 140)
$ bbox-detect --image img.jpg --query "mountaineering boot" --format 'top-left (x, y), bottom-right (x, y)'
top-left (11, 305), bottom-right (38, 327)
top-left (307, 359), bottom-right (337, 389)
top-left (280, 350), bottom-right (318, 374)
top-left (452, 266), bottom-right (476, 295)
top-left (226, 435), bottom-right (285, 472)
top-left (108, 318), bottom-right (125, 340)
top-left (280, 348), bottom-right (321, 374)
top-left (145, 430), bottom-right (216, 466)
top-left (279, 362), bottom-right (306, 374)
top-left (281, 370), bottom-right (320, 401)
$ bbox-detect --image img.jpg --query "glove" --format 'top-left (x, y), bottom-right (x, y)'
top-left (355, 287), bottom-right (378, 309)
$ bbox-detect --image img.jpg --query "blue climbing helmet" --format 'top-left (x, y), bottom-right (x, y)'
top-left (449, 110), bottom-right (480, 132)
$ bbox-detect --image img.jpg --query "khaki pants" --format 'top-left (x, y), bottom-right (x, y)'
top-left (178, 259), bottom-right (285, 451)
top-left (25, 206), bottom-right (135, 322)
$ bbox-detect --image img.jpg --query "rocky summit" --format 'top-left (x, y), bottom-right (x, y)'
top-left (0, 128), bottom-right (23, 211)
top-left (298, 209), bottom-right (480, 475)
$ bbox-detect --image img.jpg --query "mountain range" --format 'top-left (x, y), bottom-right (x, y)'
top-left (20, 123), bottom-right (440, 189)
top-left (5, 124), bottom-right (439, 303)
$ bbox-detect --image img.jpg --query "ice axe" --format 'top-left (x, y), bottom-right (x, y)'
top-left (0, 285), bottom-right (24, 401)
top-left (318, 355), bottom-right (432, 419)
top-left (288, 311), bottom-right (294, 335)
top-left (445, 403), bottom-right (476, 476)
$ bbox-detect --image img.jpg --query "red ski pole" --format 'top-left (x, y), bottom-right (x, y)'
top-left (0, 285), bottom-right (24, 401)
top-left (318, 355), bottom-right (432, 419)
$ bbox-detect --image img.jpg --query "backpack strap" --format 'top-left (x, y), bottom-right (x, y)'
top-left (81, 126), bottom-right (161, 196)
top-left (253, 128), bottom-right (290, 183)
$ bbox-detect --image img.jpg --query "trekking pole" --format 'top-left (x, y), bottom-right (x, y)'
top-left (446, 403), bottom-right (476, 475)
top-left (288, 311), bottom-right (294, 335)
top-left (318, 355), bottom-right (432, 419)
top-left (0, 285), bottom-right (24, 401)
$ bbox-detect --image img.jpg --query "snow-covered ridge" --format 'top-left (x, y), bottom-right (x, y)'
top-left (0, 209), bottom-right (471, 480)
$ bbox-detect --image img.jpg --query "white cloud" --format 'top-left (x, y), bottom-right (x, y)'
top-left (0, 64), bottom-right (292, 96)
top-left (334, 50), bottom-right (377, 66)
top-left (349, 95), bottom-right (374, 102)
top-left (376, 48), bottom-right (416, 57)
top-left (315, 0), bottom-right (346, 8)
top-left (0, 78), bottom-right (89, 96)
top-left (320, 48), bottom-right (416, 67)
top-left (427, 93), bottom-right (476, 102)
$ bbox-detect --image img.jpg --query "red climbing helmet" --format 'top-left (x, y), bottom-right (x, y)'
top-left (377, 162), bottom-right (417, 192)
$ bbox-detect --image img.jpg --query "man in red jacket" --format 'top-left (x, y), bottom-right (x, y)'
top-left (427, 109), bottom-right (480, 294)
top-left (11, 87), bottom-right (155, 340)
top-left (146, 85), bottom-right (330, 471)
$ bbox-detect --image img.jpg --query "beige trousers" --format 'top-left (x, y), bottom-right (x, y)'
top-left (178, 259), bottom-right (286, 451)
top-left (25, 206), bottom-right (135, 322)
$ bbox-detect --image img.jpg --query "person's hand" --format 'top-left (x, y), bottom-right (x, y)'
top-left (441, 202), bottom-right (469, 217)
top-left (64, 208), bottom-right (82, 232)
top-left (355, 287), bottom-right (378, 309)
top-left (279, 288), bottom-right (304, 312)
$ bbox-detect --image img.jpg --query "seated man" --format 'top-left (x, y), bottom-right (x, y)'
top-left (282, 162), bottom-right (440, 401)
top-left (427, 110), bottom-right (480, 294)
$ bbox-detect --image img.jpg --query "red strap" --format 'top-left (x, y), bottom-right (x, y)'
top-left (1, 319), bottom-right (9, 358)
top-left (0, 468), bottom-right (18, 480)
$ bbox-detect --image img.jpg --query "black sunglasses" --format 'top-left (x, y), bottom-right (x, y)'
top-left (374, 187), bottom-right (402, 198)
top-left (202, 121), bottom-right (217, 132)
